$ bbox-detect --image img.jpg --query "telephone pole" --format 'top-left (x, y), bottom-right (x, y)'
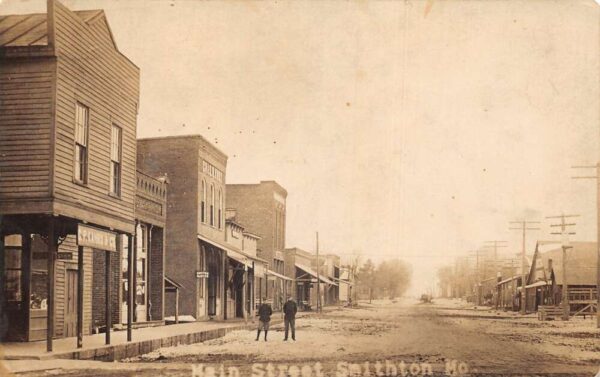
top-left (469, 249), bottom-right (489, 306)
top-left (572, 163), bottom-right (600, 328)
top-left (483, 240), bottom-right (508, 276)
top-left (547, 214), bottom-right (578, 321)
top-left (484, 240), bottom-right (507, 309)
top-left (510, 220), bottom-right (540, 315)
top-left (315, 231), bottom-right (321, 313)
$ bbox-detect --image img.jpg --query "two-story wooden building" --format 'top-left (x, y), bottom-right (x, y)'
top-left (0, 0), bottom-right (146, 351)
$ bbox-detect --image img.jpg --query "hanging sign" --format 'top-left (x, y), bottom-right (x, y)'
top-left (77, 224), bottom-right (117, 252)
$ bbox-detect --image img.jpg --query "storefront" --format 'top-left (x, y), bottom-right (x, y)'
top-left (1, 218), bottom-right (130, 352)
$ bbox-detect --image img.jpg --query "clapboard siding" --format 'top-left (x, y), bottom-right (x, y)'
top-left (0, 59), bottom-right (54, 200)
top-left (54, 235), bottom-right (93, 338)
top-left (51, 1), bottom-right (139, 231)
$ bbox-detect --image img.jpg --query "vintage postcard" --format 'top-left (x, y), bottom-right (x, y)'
top-left (0, 0), bottom-right (599, 376)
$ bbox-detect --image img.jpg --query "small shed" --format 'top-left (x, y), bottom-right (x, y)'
top-left (165, 276), bottom-right (184, 324)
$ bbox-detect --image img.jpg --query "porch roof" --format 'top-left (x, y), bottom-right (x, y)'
top-left (266, 269), bottom-right (293, 281)
top-left (295, 263), bottom-right (338, 286)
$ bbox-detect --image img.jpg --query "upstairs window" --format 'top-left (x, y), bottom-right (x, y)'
top-left (218, 189), bottom-right (223, 229)
top-left (210, 184), bottom-right (214, 226)
top-left (74, 103), bottom-right (89, 184)
top-left (201, 180), bottom-right (206, 223)
top-left (110, 125), bottom-right (122, 196)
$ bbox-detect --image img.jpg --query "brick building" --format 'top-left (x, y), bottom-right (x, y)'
top-left (226, 181), bottom-right (292, 310)
top-left (137, 135), bottom-right (229, 320)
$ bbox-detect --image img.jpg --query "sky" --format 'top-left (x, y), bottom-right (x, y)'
top-left (1, 0), bottom-right (598, 295)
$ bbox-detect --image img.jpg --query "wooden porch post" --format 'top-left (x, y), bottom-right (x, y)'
top-left (105, 249), bottom-right (111, 344)
top-left (133, 230), bottom-right (138, 323)
top-left (242, 263), bottom-right (248, 323)
top-left (0, 219), bottom-right (4, 338)
top-left (22, 233), bottom-right (31, 342)
top-left (127, 233), bottom-right (133, 341)
top-left (77, 245), bottom-right (84, 348)
top-left (47, 218), bottom-right (56, 352)
top-left (175, 288), bottom-right (179, 324)
top-left (562, 246), bottom-right (569, 321)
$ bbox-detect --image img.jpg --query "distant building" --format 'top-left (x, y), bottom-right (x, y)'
top-left (338, 266), bottom-right (355, 304)
top-left (226, 181), bottom-right (292, 310)
top-left (284, 247), bottom-right (339, 310)
top-left (525, 241), bottom-right (598, 315)
top-left (224, 209), bottom-right (268, 319)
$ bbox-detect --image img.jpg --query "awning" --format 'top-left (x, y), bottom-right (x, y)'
top-left (165, 275), bottom-right (184, 291)
top-left (525, 280), bottom-right (549, 289)
top-left (198, 234), bottom-right (268, 266)
top-left (295, 263), bottom-right (338, 286)
top-left (266, 269), bottom-right (293, 281)
top-left (497, 276), bottom-right (519, 286)
top-left (227, 249), bottom-right (252, 268)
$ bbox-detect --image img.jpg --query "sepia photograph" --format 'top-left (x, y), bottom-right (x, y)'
top-left (0, 0), bottom-right (599, 376)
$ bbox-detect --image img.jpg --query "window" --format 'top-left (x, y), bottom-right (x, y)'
top-left (110, 125), bottom-right (122, 196)
top-left (218, 189), bottom-right (222, 229)
top-left (74, 103), bottom-right (89, 183)
top-left (4, 235), bottom-right (22, 303)
top-left (201, 180), bottom-right (206, 223)
top-left (136, 224), bottom-right (147, 307)
top-left (210, 184), bottom-right (214, 226)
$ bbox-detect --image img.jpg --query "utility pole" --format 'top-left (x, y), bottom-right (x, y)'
top-left (469, 249), bottom-right (488, 306)
top-left (510, 220), bottom-right (540, 315)
top-left (316, 231), bottom-right (321, 313)
top-left (483, 241), bottom-right (508, 276)
top-left (572, 163), bottom-right (600, 328)
top-left (547, 214), bottom-right (578, 321)
top-left (484, 241), bottom-right (507, 309)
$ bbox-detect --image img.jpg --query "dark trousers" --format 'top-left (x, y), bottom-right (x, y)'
top-left (284, 317), bottom-right (295, 340)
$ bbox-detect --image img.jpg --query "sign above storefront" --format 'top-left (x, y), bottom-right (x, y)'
top-left (57, 252), bottom-right (73, 260)
top-left (77, 224), bottom-right (117, 252)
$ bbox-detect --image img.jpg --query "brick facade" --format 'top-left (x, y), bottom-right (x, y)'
top-left (91, 249), bottom-right (121, 329)
top-left (149, 227), bottom-right (164, 321)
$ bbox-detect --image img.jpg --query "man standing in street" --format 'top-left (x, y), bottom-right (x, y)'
top-left (256, 299), bottom-right (272, 342)
top-left (283, 295), bottom-right (298, 341)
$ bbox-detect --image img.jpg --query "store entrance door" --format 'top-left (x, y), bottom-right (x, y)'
top-left (64, 269), bottom-right (78, 337)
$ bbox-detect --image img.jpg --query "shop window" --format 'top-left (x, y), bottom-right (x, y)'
top-left (30, 271), bottom-right (48, 309)
top-left (4, 235), bottom-right (22, 302)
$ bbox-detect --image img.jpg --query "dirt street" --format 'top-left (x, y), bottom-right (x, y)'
top-left (8, 299), bottom-right (600, 377)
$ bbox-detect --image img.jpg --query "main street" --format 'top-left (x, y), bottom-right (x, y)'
top-left (6, 299), bottom-right (599, 377)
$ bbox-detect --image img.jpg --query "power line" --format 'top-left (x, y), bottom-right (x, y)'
top-left (546, 213), bottom-right (578, 320)
top-left (509, 220), bottom-right (540, 315)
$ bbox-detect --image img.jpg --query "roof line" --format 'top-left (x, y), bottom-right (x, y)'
top-left (3, 18), bottom-right (46, 47)
top-left (0, 14), bottom-right (35, 36)
top-left (28, 33), bottom-right (48, 46)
